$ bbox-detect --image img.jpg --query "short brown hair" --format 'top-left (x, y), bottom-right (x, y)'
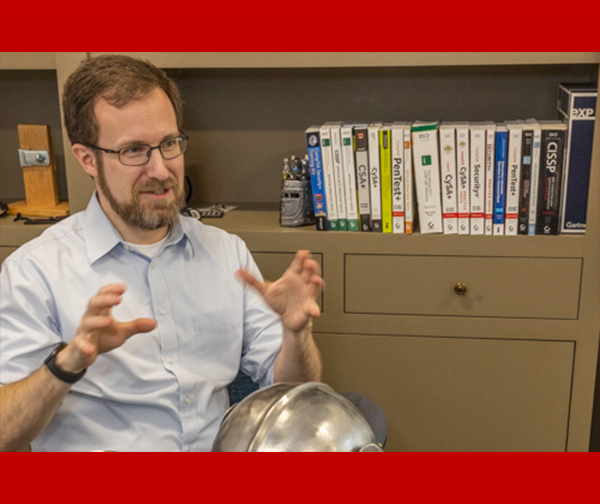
top-left (62, 54), bottom-right (183, 146)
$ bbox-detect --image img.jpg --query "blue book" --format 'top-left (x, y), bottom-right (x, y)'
top-left (305, 126), bottom-right (328, 230)
top-left (493, 124), bottom-right (508, 235)
top-left (557, 83), bottom-right (597, 234)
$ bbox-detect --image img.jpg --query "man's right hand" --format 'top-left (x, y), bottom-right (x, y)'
top-left (55, 283), bottom-right (157, 374)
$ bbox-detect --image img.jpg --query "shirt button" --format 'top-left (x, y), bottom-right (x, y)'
top-left (150, 262), bottom-right (156, 269)
top-left (124, 245), bottom-right (130, 251)
top-left (168, 357), bottom-right (174, 365)
top-left (160, 308), bottom-right (167, 315)
top-left (187, 445), bottom-right (192, 452)
top-left (185, 397), bottom-right (191, 405)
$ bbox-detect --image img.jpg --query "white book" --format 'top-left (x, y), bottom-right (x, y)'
top-left (340, 124), bottom-right (360, 231)
top-left (455, 122), bottom-right (470, 235)
top-left (484, 122), bottom-right (496, 235)
top-left (526, 118), bottom-right (542, 235)
top-left (505, 121), bottom-right (523, 236)
top-left (439, 122), bottom-right (458, 234)
top-left (404, 123), bottom-right (415, 234)
top-left (368, 122), bottom-right (383, 232)
top-left (327, 122), bottom-right (349, 231)
top-left (411, 121), bottom-right (443, 234)
top-left (469, 122), bottom-right (487, 235)
top-left (319, 124), bottom-right (339, 230)
top-left (391, 122), bottom-right (406, 233)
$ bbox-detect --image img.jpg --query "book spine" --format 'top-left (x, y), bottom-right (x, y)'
top-left (404, 125), bottom-right (414, 234)
top-left (536, 128), bottom-right (566, 235)
top-left (341, 126), bottom-right (360, 231)
top-left (559, 92), bottom-right (597, 233)
top-left (439, 127), bottom-right (458, 234)
top-left (391, 126), bottom-right (405, 233)
top-left (493, 129), bottom-right (508, 235)
top-left (412, 125), bottom-right (443, 234)
top-left (319, 126), bottom-right (339, 230)
top-left (484, 124), bottom-right (496, 235)
top-left (305, 129), bottom-right (328, 230)
top-left (368, 126), bottom-right (382, 232)
top-left (527, 125), bottom-right (542, 235)
top-left (518, 129), bottom-right (534, 234)
top-left (469, 127), bottom-right (485, 235)
top-left (380, 128), bottom-right (393, 233)
top-left (330, 126), bottom-right (348, 231)
top-left (505, 126), bottom-right (522, 235)
top-left (456, 126), bottom-right (470, 235)
top-left (354, 127), bottom-right (371, 231)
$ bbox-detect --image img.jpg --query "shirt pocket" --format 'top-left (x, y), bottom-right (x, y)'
top-left (192, 310), bottom-right (242, 384)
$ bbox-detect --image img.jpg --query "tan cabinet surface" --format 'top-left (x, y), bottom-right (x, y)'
top-left (345, 254), bottom-right (582, 319)
top-left (315, 332), bottom-right (574, 452)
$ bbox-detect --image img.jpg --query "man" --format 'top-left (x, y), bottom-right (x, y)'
top-left (0, 55), bottom-right (322, 451)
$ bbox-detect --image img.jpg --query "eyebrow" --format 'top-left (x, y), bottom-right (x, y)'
top-left (115, 133), bottom-right (181, 149)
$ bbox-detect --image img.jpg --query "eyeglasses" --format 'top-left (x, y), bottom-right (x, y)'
top-left (87, 133), bottom-right (189, 166)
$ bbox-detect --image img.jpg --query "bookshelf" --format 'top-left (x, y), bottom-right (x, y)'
top-left (0, 52), bottom-right (598, 451)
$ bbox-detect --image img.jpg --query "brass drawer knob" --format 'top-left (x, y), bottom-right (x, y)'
top-left (454, 282), bottom-right (467, 295)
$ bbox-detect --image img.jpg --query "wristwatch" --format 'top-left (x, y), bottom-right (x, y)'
top-left (44, 342), bottom-right (87, 384)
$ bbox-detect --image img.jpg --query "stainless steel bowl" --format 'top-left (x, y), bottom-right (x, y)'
top-left (212, 382), bottom-right (383, 452)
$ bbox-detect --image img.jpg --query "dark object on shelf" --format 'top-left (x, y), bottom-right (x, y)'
top-left (181, 205), bottom-right (227, 220)
top-left (181, 207), bottom-right (202, 220)
top-left (12, 212), bottom-right (66, 225)
top-left (280, 155), bottom-right (315, 227)
top-left (198, 207), bottom-right (224, 218)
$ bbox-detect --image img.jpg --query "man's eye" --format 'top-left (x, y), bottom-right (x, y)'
top-left (122, 146), bottom-right (146, 156)
top-left (162, 139), bottom-right (177, 149)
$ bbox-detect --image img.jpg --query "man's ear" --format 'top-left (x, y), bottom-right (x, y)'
top-left (72, 144), bottom-right (98, 178)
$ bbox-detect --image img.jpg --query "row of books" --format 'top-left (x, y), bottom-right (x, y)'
top-left (304, 84), bottom-right (596, 235)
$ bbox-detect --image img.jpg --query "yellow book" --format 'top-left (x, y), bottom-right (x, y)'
top-left (379, 125), bottom-right (393, 233)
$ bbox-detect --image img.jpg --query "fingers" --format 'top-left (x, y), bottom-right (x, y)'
top-left (118, 318), bottom-right (157, 339)
top-left (78, 315), bottom-right (112, 333)
top-left (235, 269), bottom-right (267, 296)
top-left (307, 299), bottom-right (321, 318)
top-left (84, 284), bottom-right (127, 317)
top-left (290, 250), bottom-right (312, 275)
top-left (97, 283), bottom-right (127, 295)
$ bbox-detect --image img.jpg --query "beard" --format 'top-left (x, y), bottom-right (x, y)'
top-left (96, 156), bottom-right (185, 231)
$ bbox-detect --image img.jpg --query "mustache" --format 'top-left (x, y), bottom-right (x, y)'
top-left (135, 178), bottom-right (179, 194)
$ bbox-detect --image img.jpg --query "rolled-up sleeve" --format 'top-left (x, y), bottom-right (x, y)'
top-left (234, 238), bottom-right (282, 388)
top-left (0, 256), bottom-right (62, 385)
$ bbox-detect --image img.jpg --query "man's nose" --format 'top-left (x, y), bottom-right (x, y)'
top-left (144, 147), bottom-right (171, 180)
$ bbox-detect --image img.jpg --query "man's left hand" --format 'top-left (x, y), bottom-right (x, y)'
top-left (236, 250), bottom-right (323, 333)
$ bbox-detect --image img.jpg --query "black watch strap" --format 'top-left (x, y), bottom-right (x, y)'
top-left (44, 342), bottom-right (87, 384)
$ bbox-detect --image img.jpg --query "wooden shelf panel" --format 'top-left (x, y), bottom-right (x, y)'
top-left (203, 209), bottom-right (587, 258)
top-left (0, 52), bottom-right (56, 70)
top-left (92, 52), bottom-right (600, 69)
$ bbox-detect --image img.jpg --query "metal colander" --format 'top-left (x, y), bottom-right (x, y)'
top-left (212, 382), bottom-right (383, 452)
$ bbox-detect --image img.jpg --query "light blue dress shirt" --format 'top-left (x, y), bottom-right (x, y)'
top-left (0, 194), bottom-right (282, 451)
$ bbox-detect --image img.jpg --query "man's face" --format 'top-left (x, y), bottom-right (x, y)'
top-left (92, 87), bottom-right (185, 232)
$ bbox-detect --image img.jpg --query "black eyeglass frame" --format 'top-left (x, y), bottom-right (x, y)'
top-left (86, 132), bottom-right (189, 166)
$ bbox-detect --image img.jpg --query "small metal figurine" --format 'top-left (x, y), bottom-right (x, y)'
top-left (280, 155), bottom-right (315, 227)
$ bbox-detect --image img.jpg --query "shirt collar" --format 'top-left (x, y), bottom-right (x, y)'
top-left (83, 192), bottom-right (193, 265)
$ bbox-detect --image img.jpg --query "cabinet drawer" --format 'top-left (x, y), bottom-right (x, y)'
top-left (315, 333), bottom-right (574, 452)
top-left (345, 254), bottom-right (581, 319)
